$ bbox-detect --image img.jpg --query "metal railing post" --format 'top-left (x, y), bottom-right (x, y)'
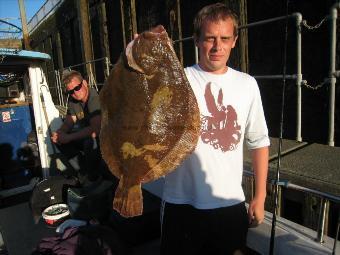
top-left (295, 13), bottom-right (303, 142)
top-left (239, 13), bottom-right (304, 142)
top-left (194, 45), bottom-right (199, 64)
top-left (55, 70), bottom-right (62, 106)
top-left (243, 170), bottom-right (340, 247)
top-left (105, 56), bottom-right (110, 78)
top-left (316, 198), bottom-right (328, 243)
top-left (328, 4), bottom-right (339, 147)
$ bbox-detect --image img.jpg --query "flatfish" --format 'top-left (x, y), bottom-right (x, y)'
top-left (99, 25), bottom-right (200, 217)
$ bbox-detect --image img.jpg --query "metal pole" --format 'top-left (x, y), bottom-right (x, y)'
top-left (64, 57), bottom-right (107, 70)
top-left (254, 74), bottom-right (297, 80)
top-left (316, 198), bottom-right (328, 243)
top-left (55, 70), bottom-right (61, 106)
top-left (28, 66), bottom-right (49, 178)
top-left (239, 12), bottom-right (304, 143)
top-left (195, 45), bottom-right (199, 64)
top-left (177, 0), bottom-right (184, 64)
top-left (328, 5), bottom-right (339, 147)
top-left (295, 13), bottom-right (303, 142)
top-left (173, 36), bottom-right (194, 43)
top-left (239, 13), bottom-right (300, 30)
top-left (57, 70), bottom-right (65, 107)
top-left (105, 57), bottom-right (110, 78)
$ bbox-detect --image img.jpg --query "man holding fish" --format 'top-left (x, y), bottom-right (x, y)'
top-left (161, 3), bottom-right (270, 254)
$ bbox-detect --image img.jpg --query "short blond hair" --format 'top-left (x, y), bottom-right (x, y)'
top-left (62, 70), bottom-right (83, 87)
top-left (194, 3), bottom-right (239, 40)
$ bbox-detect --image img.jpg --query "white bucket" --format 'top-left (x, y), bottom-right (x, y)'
top-left (42, 203), bottom-right (70, 226)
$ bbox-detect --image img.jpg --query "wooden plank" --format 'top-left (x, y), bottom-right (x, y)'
top-left (97, 2), bottom-right (110, 59)
top-left (18, 0), bottom-right (31, 50)
top-left (97, 2), bottom-right (111, 79)
top-left (55, 32), bottom-right (64, 70)
top-left (120, 0), bottom-right (137, 45)
top-left (76, 0), bottom-right (94, 77)
top-left (130, 0), bottom-right (137, 35)
top-left (120, 0), bottom-right (127, 48)
top-left (225, 0), bottom-right (248, 72)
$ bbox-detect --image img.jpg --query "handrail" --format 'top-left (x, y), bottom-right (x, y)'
top-left (244, 168), bottom-right (339, 248)
top-left (253, 75), bottom-right (297, 80)
top-left (61, 57), bottom-right (108, 71)
top-left (240, 13), bottom-right (303, 142)
top-left (238, 13), bottom-right (300, 29)
top-left (243, 169), bottom-right (340, 203)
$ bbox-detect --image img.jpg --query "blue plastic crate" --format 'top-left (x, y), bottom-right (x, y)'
top-left (0, 103), bottom-right (33, 159)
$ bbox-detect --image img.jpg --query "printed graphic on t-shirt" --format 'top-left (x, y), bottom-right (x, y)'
top-left (76, 110), bottom-right (84, 120)
top-left (200, 82), bottom-right (241, 152)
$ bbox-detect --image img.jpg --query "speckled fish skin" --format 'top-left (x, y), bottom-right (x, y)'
top-left (99, 25), bottom-right (200, 217)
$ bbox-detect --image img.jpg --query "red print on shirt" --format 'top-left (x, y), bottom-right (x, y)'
top-left (200, 82), bottom-right (241, 152)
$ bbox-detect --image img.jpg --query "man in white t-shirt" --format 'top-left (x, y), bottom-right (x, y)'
top-left (161, 3), bottom-right (270, 254)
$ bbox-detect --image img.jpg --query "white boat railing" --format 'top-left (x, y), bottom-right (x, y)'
top-left (243, 169), bottom-right (340, 254)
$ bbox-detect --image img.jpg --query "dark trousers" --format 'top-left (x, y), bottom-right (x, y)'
top-left (160, 202), bottom-right (249, 255)
top-left (56, 137), bottom-right (102, 182)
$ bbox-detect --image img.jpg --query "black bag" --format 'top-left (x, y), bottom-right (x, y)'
top-left (32, 225), bottom-right (126, 255)
top-left (30, 176), bottom-right (78, 223)
top-left (67, 179), bottom-right (114, 222)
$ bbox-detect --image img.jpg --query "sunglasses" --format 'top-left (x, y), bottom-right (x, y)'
top-left (66, 81), bottom-right (83, 95)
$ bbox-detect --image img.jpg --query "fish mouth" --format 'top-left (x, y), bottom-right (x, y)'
top-left (126, 26), bottom-right (167, 73)
top-left (126, 39), bottom-right (144, 73)
top-left (125, 25), bottom-right (175, 73)
top-left (150, 25), bottom-right (166, 34)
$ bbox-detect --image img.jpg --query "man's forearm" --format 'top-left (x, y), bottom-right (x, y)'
top-left (58, 115), bottom-right (75, 133)
top-left (251, 146), bottom-right (269, 202)
top-left (58, 122), bottom-right (72, 133)
top-left (67, 126), bottom-right (94, 142)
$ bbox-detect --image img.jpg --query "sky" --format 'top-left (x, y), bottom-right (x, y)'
top-left (0, 0), bottom-right (45, 34)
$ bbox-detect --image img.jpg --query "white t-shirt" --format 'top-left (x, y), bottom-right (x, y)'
top-left (162, 65), bottom-right (270, 209)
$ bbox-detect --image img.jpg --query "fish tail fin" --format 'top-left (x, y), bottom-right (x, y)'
top-left (113, 176), bottom-right (143, 217)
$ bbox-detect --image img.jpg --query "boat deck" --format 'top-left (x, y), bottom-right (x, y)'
top-left (0, 138), bottom-right (339, 254)
top-left (0, 198), bottom-right (339, 254)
